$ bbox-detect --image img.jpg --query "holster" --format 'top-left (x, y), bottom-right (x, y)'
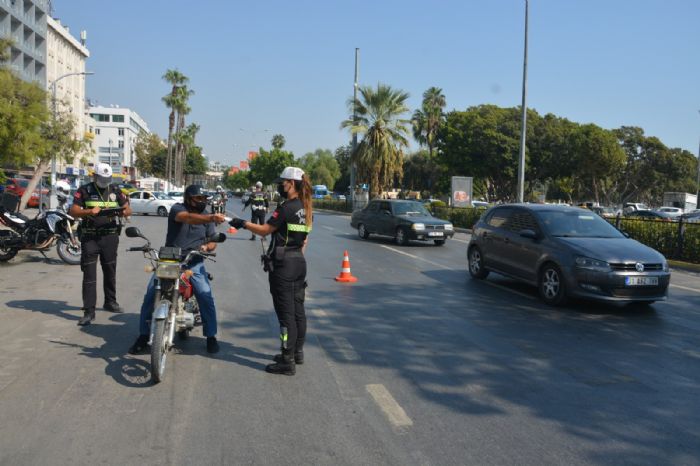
top-left (274, 246), bottom-right (286, 267)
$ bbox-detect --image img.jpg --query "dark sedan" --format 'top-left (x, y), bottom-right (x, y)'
top-left (351, 199), bottom-right (454, 246)
top-left (467, 204), bottom-right (670, 305)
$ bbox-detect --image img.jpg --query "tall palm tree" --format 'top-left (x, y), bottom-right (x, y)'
top-left (341, 83), bottom-right (411, 197)
top-left (172, 85), bottom-right (193, 186)
top-left (162, 69), bottom-right (188, 186)
top-left (411, 87), bottom-right (446, 158)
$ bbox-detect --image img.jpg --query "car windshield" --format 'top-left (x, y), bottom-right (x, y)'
top-left (537, 210), bottom-right (624, 238)
top-left (18, 180), bottom-right (29, 188)
top-left (153, 192), bottom-right (173, 200)
top-left (393, 202), bottom-right (430, 216)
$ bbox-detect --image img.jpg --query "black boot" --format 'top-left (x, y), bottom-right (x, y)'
top-left (77, 309), bottom-right (95, 326)
top-left (273, 338), bottom-right (304, 364)
top-left (266, 350), bottom-right (296, 376)
top-left (249, 235), bottom-right (256, 241)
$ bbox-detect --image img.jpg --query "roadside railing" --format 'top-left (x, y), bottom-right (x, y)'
top-left (606, 215), bottom-right (700, 263)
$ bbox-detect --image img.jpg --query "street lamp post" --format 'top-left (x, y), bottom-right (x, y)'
top-left (108, 138), bottom-right (113, 172)
top-left (696, 110), bottom-right (700, 203)
top-left (517, 0), bottom-right (529, 203)
top-left (49, 71), bottom-right (94, 208)
top-left (351, 47), bottom-right (359, 208)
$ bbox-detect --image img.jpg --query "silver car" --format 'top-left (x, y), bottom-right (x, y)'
top-left (467, 204), bottom-right (670, 305)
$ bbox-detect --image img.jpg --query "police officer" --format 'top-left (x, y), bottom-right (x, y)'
top-left (69, 163), bottom-right (132, 326)
top-left (229, 167), bottom-right (312, 376)
top-left (244, 181), bottom-right (269, 241)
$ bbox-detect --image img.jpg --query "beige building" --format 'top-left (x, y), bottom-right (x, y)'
top-left (46, 15), bottom-right (90, 178)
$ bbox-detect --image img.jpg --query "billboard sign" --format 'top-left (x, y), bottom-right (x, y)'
top-left (247, 151), bottom-right (258, 160)
top-left (239, 160), bottom-right (249, 170)
top-left (451, 176), bottom-right (473, 208)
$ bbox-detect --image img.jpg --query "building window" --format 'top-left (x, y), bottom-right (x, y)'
top-left (95, 128), bottom-right (101, 135)
top-left (118, 140), bottom-right (124, 149)
top-left (90, 113), bottom-right (109, 122)
top-left (118, 128), bottom-right (124, 136)
top-left (112, 115), bottom-right (125, 123)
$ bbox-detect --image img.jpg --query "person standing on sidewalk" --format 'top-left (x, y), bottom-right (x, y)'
top-left (229, 167), bottom-right (312, 375)
top-left (69, 163), bottom-right (132, 326)
top-left (244, 181), bottom-right (269, 241)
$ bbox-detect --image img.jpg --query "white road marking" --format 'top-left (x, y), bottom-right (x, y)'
top-left (482, 280), bottom-right (537, 300)
top-left (321, 225), bottom-right (335, 231)
top-left (366, 384), bottom-right (414, 429)
top-left (312, 308), bottom-right (328, 318)
top-left (378, 245), bottom-right (450, 270)
top-left (670, 283), bottom-right (700, 294)
top-left (450, 237), bottom-right (469, 244)
top-left (332, 336), bottom-right (360, 361)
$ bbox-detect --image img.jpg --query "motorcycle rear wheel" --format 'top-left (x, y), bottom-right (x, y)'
top-left (151, 317), bottom-right (171, 384)
top-left (57, 240), bottom-right (81, 265)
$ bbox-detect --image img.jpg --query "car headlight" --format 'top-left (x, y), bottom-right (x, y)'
top-left (575, 256), bottom-right (611, 272)
top-left (444, 224), bottom-right (454, 231)
top-left (412, 223), bottom-right (425, 231)
top-left (662, 260), bottom-right (669, 272)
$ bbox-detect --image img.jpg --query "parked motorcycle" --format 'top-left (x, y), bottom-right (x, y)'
top-left (125, 226), bottom-right (226, 383)
top-left (0, 200), bottom-right (81, 264)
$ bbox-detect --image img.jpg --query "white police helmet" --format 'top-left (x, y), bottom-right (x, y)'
top-left (94, 163), bottom-right (113, 188)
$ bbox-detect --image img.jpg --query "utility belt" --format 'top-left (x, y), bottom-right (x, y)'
top-left (79, 223), bottom-right (122, 238)
top-left (262, 247), bottom-right (303, 273)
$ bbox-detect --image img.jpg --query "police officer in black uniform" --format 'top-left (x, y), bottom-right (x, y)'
top-left (244, 181), bottom-right (269, 241)
top-left (229, 167), bottom-right (312, 375)
top-left (70, 163), bottom-right (132, 326)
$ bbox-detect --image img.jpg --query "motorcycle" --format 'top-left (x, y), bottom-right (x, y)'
top-left (210, 194), bottom-right (226, 215)
top-left (125, 226), bottom-right (226, 383)
top-left (0, 200), bottom-right (81, 264)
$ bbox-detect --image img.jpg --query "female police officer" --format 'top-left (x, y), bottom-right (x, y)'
top-left (229, 167), bottom-right (312, 376)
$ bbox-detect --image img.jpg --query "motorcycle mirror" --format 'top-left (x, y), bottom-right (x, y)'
top-left (208, 232), bottom-right (227, 243)
top-left (125, 226), bottom-right (142, 238)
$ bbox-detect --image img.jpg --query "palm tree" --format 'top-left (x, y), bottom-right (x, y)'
top-left (161, 69), bottom-right (189, 186)
top-left (271, 134), bottom-right (286, 150)
top-left (172, 85), bottom-right (193, 186)
top-left (341, 83), bottom-right (410, 197)
top-left (411, 87), bottom-right (446, 158)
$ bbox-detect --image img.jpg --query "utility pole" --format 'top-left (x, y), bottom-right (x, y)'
top-left (517, 0), bottom-right (529, 203)
top-left (351, 47), bottom-right (359, 208)
top-left (696, 110), bottom-right (700, 202)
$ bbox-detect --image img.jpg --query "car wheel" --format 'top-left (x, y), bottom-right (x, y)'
top-left (395, 227), bottom-right (409, 246)
top-left (157, 206), bottom-right (168, 217)
top-left (358, 223), bottom-right (370, 239)
top-left (434, 239), bottom-right (446, 246)
top-left (468, 246), bottom-right (489, 279)
top-left (539, 263), bottom-right (567, 306)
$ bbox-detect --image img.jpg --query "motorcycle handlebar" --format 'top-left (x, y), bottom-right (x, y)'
top-left (127, 246), bottom-right (149, 252)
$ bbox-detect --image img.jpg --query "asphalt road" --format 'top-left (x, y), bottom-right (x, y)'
top-left (1, 201), bottom-right (699, 465)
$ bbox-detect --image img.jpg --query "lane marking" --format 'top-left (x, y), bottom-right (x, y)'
top-left (312, 308), bottom-right (328, 318)
top-left (321, 225), bottom-right (335, 231)
top-left (450, 237), bottom-right (469, 244)
top-left (482, 280), bottom-right (537, 300)
top-left (378, 245), bottom-right (451, 270)
top-left (366, 384), bottom-right (413, 428)
top-left (332, 336), bottom-right (360, 361)
top-left (670, 283), bottom-right (700, 294)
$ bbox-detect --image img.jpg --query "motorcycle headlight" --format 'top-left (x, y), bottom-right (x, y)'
top-left (156, 262), bottom-right (181, 279)
top-left (412, 223), bottom-right (425, 231)
top-left (575, 256), bottom-right (611, 272)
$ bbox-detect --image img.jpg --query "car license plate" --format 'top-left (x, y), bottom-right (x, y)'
top-left (625, 276), bottom-right (658, 286)
top-left (428, 231), bottom-right (443, 237)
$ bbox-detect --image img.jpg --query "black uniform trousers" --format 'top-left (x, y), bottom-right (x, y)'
top-left (268, 253), bottom-right (307, 353)
top-left (80, 234), bottom-right (119, 312)
top-left (250, 209), bottom-right (266, 226)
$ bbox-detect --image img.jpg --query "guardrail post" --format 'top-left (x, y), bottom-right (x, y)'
top-left (615, 212), bottom-right (622, 229)
top-left (675, 216), bottom-right (685, 260)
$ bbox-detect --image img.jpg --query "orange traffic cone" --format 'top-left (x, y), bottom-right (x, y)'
top-left (228, 226), bottom-right (237, 234)
top-left (335, 250), bottom-right (358, 282)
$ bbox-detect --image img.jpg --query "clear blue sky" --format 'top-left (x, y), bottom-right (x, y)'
top-left (55, 0), bottom-right (700, 167)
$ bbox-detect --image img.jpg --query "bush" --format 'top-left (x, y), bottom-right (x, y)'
top-left (313, 198), bottom-right (353, 213)
top-left (433, 206), bottom-right (486, 229)
top-left (607, 217), bottom-right (700, 263)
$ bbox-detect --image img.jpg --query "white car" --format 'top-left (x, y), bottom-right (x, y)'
top-left (167, 191), bottom-right (184, 203)
top-left (129, 191), bottom-right (178, 216)
top-left (656, 206), bottom-right (683, 218)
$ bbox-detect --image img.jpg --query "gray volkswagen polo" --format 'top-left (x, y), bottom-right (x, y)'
top-left (467, 204), bottom-right (670, 305)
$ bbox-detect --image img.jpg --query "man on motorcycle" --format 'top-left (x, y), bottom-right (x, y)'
top-left (128, 184), bottom-right (226, 355)
top-left (70, 163), bottom-right (132, 326)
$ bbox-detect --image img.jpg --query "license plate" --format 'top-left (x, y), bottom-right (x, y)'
top-left (428, 232), bottom-right (443, 237)
top-left (625, 276), bottom-right (658, 286)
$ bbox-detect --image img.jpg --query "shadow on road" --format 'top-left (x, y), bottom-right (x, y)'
top-left (5, 299), bottom-right (82, 320)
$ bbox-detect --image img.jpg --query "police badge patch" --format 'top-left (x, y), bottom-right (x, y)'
top-left (109, 193), bottom-right (116, 201)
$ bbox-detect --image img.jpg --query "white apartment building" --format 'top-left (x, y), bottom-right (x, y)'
top-left (46, 15), bottom-right (89, 177)
top-left (0, 0), bottom-right (48, 86)
top-left (88, 105), bottom-right (149, 180)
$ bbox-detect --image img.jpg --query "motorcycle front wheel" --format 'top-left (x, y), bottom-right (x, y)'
top-left (57, 240), bottom-right (81, 265)
top-left (151, 316), bottom-right (171, 384)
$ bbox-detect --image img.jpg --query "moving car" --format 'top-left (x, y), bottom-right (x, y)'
top-left (3, 178), bottom-right (49, 208)
top-left (625, 210), bottom-right (675, 221)
top-left (350, 199), bottom-right (454, 246)
top-left (167, 191), bottom-right (184, 203)
top-left (128, 191), bottom-right (177, 216)
top-left (656, 206), bottom-right (684, 218)
top-left (467, 204), bottom-right (670, 305)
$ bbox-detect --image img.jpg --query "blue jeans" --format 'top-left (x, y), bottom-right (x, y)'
top-left (138, 261), bottom-right (218, 337)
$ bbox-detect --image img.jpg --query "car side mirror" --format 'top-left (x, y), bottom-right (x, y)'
top-left (519, 229), bottom-right (538, 240)
top-left (125, 226), bottom-right (142, 238)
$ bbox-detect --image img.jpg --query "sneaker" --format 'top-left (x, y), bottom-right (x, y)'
top-left (206, 336), bottom-right (220, 354)
top-left (77, 309), bottom-right (95, 326)
top-left (103, 302), bottom-right (123, 313)
top-left (128, 335), bottom-right (150, 355)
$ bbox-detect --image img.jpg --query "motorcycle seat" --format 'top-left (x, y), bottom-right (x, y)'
top-left (2, 211), bottom-right (29, 224)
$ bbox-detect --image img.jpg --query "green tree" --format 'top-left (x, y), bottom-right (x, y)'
top-left (134, 132), bottom-right (165, 176)
top-left (412, 87), bottom-right (446, 158)
top-left (223, 170), bottom-right (250, 191)
top-left (271, 134), bottom-right (286, 150)
top-left (571, 124), bottom-right (625, 204)
top-left (183, 145), bottom-right (207, 176)
top-left (296, 148), bottom-right (340, 188)
top-left (402, 150), bottom-right (443, 193)
top-left (249, 147), bottom-right (294, 185)
top-left (333, 144), bottom-right (352, 192)
top-left (162, 69), bottom-right (189, 186)
top-left (341, 83), bottom-right (410, 197)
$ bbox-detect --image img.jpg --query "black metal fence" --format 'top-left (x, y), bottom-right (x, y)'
top-left (606, 215), bottom-right (700, 263)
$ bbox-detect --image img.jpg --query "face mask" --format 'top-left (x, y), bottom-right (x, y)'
top-left (188, 197), bottom-right (208, 213)
top-left (277, 183), bottom-right (288, 199)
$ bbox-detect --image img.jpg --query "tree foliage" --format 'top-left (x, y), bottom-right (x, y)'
top-left (222, 170), bottom-right (250, 191)
top-left (296, 148), bottom-right (340, 188)
top-left (333, 144), bottom-right (352, 192)
top-left (341, 83), bottom-right (410, 197)
top-left (249, 147), bottom-right (294, 185)
top-left (412, 87), bottom-right (446, 158)
top-left (271, 134), bottom-right (286, 150)
top-left (134, 132), bottom-right (165, 176)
